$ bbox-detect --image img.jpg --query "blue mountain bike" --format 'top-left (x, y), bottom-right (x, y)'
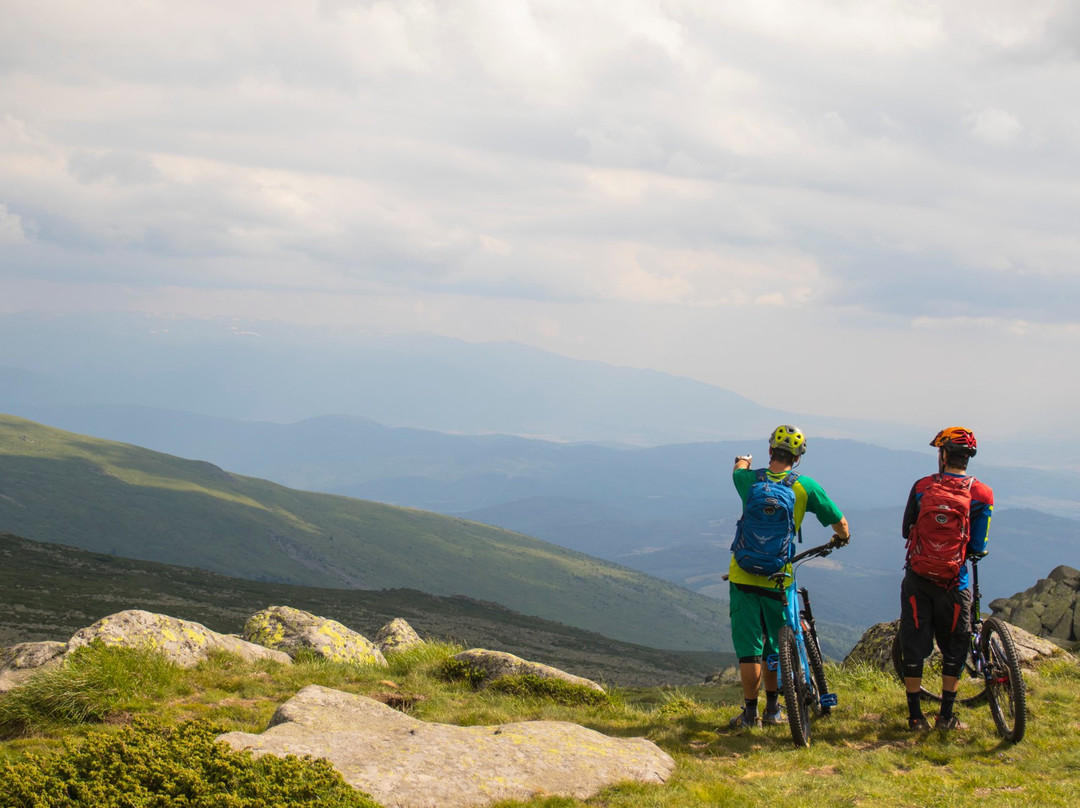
top-left (768, 536), bottom-right (845, 747)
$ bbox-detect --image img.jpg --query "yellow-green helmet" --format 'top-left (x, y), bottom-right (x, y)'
top-left (769, 424), bottom-right (807, 456)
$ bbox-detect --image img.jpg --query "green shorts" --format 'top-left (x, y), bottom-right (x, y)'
top-left (729, 584), bottom-right (786, 662)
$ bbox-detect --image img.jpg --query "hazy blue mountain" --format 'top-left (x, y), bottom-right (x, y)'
top-left (3, 311), bottom-right (1076, 658)
top-left (2, 403), bottom-right (1076, 656)
top-left (0, 311), bottom-right (929, 448)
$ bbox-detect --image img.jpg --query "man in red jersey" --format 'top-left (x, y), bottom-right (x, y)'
top-left (899, 427), bottom-right (994, 731)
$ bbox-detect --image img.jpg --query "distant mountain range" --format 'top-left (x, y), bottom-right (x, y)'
top-left (3, 410), bottom-right (1076, 660)
top-left (1, 311), bottom-right (1076, 660)
top-left (0, 311), bottom-right (930, 448)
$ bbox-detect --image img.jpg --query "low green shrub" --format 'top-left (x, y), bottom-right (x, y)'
top-left (437, 656), bottom-right (487, 688)
top-left (0, 717), bottom-right (381, 808)
top-left (488, 675), bottom-right (612, 707)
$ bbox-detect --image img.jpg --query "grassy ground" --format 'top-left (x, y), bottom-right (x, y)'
top-left (2, 642), bottom-right (1078, 807)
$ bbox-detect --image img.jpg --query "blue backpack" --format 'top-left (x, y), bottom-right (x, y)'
top-left (731, 470), bottom-right (800, 576)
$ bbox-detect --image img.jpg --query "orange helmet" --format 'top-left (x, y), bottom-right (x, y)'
top-left (930, 426), bottom-right (977, 456)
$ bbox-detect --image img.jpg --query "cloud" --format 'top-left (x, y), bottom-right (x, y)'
top-left (3, 0), bottom-right (1080, 436)
top-left (966, 107), bottom-right (1023, 145)
top-left (0, 203), bottom-right (30, 244)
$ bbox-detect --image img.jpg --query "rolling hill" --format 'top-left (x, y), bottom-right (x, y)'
top-left (0, 414), bottom-right (730, 653)
top-left (0, 532), bottom-right (729, 686)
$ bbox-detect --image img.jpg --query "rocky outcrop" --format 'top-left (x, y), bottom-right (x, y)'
top-left (452, 649), bottom-right (604, 692)
top-left (242, 606), bottom-right (388, 667)
top-left (68, 610), bottom-right (292, 667)
top-left (843, 618), bottom-right (1071, 672)
top-left (0, 641), bottom-right (66, 692)
top-left (843, 620), bottom-right (914, 672)
top-left (217, 684), bottom-right (674, 808)
top-left (703, 666), bottom-right (741, 686)
top-left (375, 618), bottom-right (425, 655)
top-left (990, 566), bottom-right (1080, 645)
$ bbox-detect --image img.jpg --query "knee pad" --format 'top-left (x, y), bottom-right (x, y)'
top-left (902, 661), bottom-right (924, 680)
top-left (941, 661), bottom-right (964, 679)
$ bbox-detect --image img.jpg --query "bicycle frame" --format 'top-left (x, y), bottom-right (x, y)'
top-left (767, 543), bottom-right (838, 713)
top-left (967, 558), bottom-right (1004, 691)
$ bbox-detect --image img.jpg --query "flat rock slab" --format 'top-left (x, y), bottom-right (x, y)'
top-left (218, 685), bottom-right (674, 808)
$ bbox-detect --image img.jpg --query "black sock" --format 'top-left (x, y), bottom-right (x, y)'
top-left (743, 698), bottom-right (758, 719)
top-left (765, 690), bottom-right (780, 713)
top-left (907, 692), bottom-right (924, 720)
top-left (940, 690), bottom-right (957, 719)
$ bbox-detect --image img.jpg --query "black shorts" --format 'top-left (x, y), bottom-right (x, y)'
top-left (898, 569), bottom-right (972, 679)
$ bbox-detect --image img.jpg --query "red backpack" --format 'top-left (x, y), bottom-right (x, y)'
top-left (906, 474), bottom-right (974, 586)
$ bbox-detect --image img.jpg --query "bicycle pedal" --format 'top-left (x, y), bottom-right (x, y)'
top-left (820, 693), bottom-right (838, 708)
top-left (765, 654), bottom-right (779, 672)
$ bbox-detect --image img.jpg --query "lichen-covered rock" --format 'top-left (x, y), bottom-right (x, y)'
top-left (841, 620), bottom-right (920, 672)
top-left (243, 606), bottom-right (387, 667)
top-left (842, 617), bottom-right (1071, 672)
top-left (374, 618), bottom-right (424, 655)
top-left (67, 610), bottom-right (291, 668)
top-left (218, 685), bottom-right (674, 808)
top-left (703, 665), bottom-right (741, 686)
top-left (1003, 622), bottom-right (1074, 664)
top-left (990, 567), bottom-right (1080, 642)
top-left (0, 641), bottom-right (67, 692)
top-left (451, 649), bottom-right (604, 692)
top-left (1049, 565), bottom-right (1080, 588)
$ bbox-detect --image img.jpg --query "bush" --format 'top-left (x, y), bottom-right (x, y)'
top-left (488, 675), bottom-right (612, 707)
top-left (0, 717), bottom-right (381, 808)
top-left (437, 656), bottom-right (487, 688)
top-left (0, 643), bottom-right (185, 738)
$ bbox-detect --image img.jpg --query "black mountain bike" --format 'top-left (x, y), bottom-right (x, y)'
top-left (891, 556), bottom-right (1026, 743)
top-left (771, 537), bottom-right (844, 747)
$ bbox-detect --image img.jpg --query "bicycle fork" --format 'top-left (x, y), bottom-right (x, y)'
top-left (767, 587), bottom-right (837, 711)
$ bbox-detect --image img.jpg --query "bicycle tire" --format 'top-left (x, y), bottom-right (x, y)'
top-left (803, 619), bottom-right (830, 716)
top-left (890, 628), bottom-right (986, 705)
top-left (981, 617), bottom-right (1026, 743)
top-left (779, 625), bottom-right (811, 747)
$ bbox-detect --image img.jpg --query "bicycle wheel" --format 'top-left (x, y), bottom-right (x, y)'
top-left (981, 617), bottom-right (1026, 743)
top-left (890, 628), bottom-right (986, 705)
top-left (779, 625), bottom-right (811, 747)
top-left (803, 619), bottom-right (830, 716)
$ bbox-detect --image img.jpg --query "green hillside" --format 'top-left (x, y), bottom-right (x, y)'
top-left (0, 532), bottom-right (728, 685)
top-left (0, 414), bottom-right (730, 653)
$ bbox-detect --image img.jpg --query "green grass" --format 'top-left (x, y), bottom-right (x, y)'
top-left (0, 413), bottom-right (731, 654)
top-left (2, 642), bottom-right (1078, 807)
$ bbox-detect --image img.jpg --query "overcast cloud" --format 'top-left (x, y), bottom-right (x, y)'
top-left (2, 0), bottom-right (1079, 440)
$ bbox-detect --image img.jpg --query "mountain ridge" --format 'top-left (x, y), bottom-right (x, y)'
top-left (0, 414), bottom-right (730, 653)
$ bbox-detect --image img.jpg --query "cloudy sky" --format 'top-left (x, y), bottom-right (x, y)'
top-left (2, 0), bottom-right (1079, 441)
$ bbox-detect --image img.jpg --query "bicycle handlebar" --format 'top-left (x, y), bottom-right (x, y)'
top-left (720, 535), bottom-right (848, 582)
top-left (790, 536), bottom-right (847, 565)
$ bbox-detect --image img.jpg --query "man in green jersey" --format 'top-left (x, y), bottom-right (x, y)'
top-left (727, 425), bottom-right (850, 729)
